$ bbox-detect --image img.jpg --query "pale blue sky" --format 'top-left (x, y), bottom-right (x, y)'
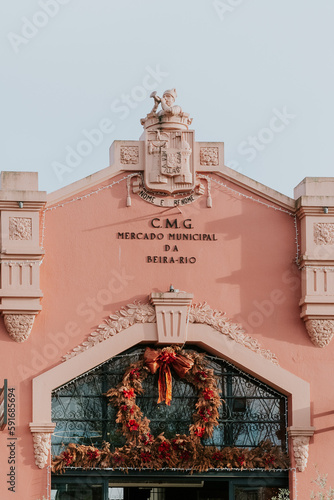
top-left (1, 0), bottom-right (334, 197)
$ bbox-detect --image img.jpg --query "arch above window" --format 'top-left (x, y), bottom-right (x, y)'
top-left (51, 346), bottom-right (289, 458)
top-left (30, 295), bottom-right (315, 473)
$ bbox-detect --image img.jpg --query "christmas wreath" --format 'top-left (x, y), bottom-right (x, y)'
top-left (52, 346), bottom-right (289, 473)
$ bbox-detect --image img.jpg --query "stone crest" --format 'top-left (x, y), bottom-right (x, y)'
top-left (141, 89), bottom-right (196, 195)
top-left (145, 129), bottom-right (194, 194)
top-left (110, 89), bottom-right (224, 207)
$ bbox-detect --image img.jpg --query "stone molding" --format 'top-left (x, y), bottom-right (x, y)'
top-left (29, 423), bottom-right (56, 469)
top-left (288, 427), bottom-right (315, 472)
top-left (63, 298), bottom-right (278, 364)
top-left (4, 314), bottom-right (35, 342)
top-left (63, 302), bottom-right (156, 361)
top-left (188, 302), bottom-right (278, 363)
top-left (305, 319), bottom-right (334, 347)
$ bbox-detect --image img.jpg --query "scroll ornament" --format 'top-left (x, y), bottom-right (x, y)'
top-left (63, 302), bottom-right (278, 364)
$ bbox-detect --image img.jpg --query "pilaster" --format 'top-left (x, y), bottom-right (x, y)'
top-left (0, 172), bottom-right (46, 341)
top-left (295, 178), bottom-right (334, 346)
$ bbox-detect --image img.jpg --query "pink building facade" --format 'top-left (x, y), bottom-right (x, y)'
top-left (0, 91), bottom-right (334, 499)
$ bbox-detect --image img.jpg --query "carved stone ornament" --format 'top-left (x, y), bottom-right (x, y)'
top-left (200, 147), bottom-right (219, 166)
top-left (4, 314), bottom-right (35, 342)
top-left (305, 319), bottom-right (334, 347)
top-left (291, 436), bottom-right (310, 472)
top-left (31, 432), bottom-right (52, 469)
top-left (141, 88), bottom-right (193, 129)
top-left (140, 89), bottom-right (196, 196)
top-left (145, 129), bottom-right (194, 194)
top-left (287, 427), bottom-right (315, 472)
top-left (314, 222), bottom-right (334, 245)
top-left (29, 423), bottom-right (56, 469)
top-left (9, 217), bottom-right (32, 240)
top-left (63, 300), bottom-right (278, 364)
top-left (120, 146), bottom-right (139, 165)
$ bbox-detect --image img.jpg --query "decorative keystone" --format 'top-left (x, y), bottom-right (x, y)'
top-left (150, 289), bottom-right (193, 344)
top-left (287, 426), bottom-right (315, 472)
top-left (29, 423), bottom-right (56, 469)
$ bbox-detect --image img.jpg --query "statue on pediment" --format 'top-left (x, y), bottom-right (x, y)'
top-left (150, 88), bottom-right (182, 117)
top-left (141, 88), bottom-right (192, 131)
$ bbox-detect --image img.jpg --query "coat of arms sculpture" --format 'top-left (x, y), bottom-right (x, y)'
top-left (110, 88), bottom-right (224, 207)
top-left (141, 89), bottom-right (195, 195)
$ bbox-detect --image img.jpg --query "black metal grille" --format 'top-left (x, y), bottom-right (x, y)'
top-left (51, 347), bottom-right (287, 456)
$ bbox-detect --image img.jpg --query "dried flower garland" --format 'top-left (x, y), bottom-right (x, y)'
top-left (52, 439), bottom-right (289, 474)
top-left (52, 346), bottom-right (289, 474)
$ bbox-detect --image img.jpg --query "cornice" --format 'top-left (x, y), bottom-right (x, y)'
top-left (0, 200), bottom-right (46, 211)
top-left (296, 205), bottom-right (334, 219)
top-left (46, 158), bottom-right (296, 212)
top-left (46, 164), bottom-right (121, 207)
top-left (204, 164), bottom-right (295, 212)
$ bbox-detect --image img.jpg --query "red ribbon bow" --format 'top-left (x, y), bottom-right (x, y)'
top-left (143, 347), bottom-right (194, 405)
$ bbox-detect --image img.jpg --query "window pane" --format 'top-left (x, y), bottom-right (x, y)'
top-left (51, 483), bottom-right (103, 500)
top-left (108, 487), bottom-right (124, 500)
top-left (235, 486), bottom-right (283, 500)
top-left (51, 347), bottom-right (287, 456)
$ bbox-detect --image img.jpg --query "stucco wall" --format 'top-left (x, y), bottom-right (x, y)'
top-left (0, 170), bottom-right (333, 499)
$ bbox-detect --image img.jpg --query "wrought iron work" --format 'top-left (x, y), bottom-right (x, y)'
top-left (51, 347), bottom-right (287, 456)
top-left (0, 379), bottom-right (8, 431)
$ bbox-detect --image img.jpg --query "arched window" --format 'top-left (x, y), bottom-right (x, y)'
top-left (51, 346), bottom-right (287, 457)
